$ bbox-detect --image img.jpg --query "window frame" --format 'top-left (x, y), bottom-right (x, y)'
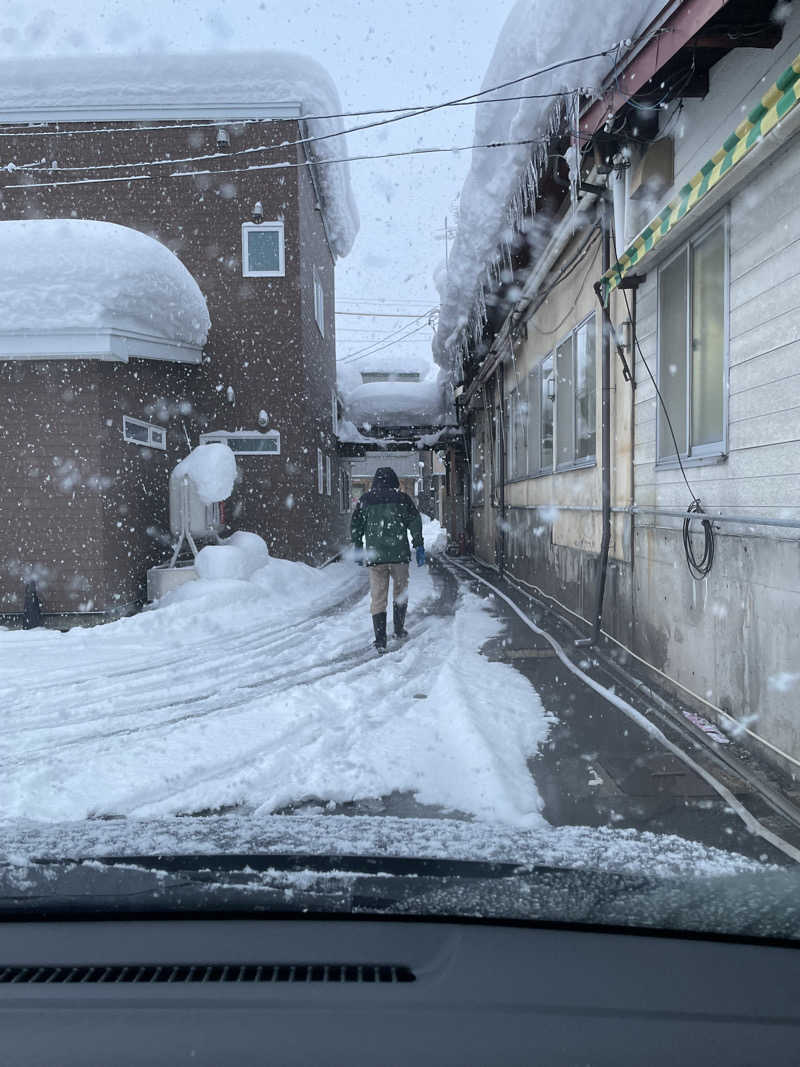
top-left (241, 221), bottom-right (285, 278)
top-left (554, 312), bottom-right (597, 473)
top-left (199, 430), bottom-right (280, 455)
top-left (313, 267), bottom-right (325, 335)
top-left (317, 448), bottom-right (324, 494)
top-left (122, 415), bottom-right (167, 451)
top-left (655, 212), bottom-right (729, 467)
top-left (325, 454), bottom-right (332, 496)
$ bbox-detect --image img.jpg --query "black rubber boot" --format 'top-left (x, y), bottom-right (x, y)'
top-left (393, 602), bottom-right (408, 638)
top-left (372, 612), bottom-right (388, 652)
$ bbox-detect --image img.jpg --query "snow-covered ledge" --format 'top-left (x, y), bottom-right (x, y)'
top-left (0, 219), bottom-right (210, 363)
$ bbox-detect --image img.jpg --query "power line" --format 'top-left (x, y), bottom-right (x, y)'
top-left (2, 38), bottom-right (635, 178)
top-left (4, 136), bottom-right (550, 190)
top-left (335, 310), bottom-right (433, 318)
top-left (337, 314), bottom-right (435, 364)
top-left (337, 325), bottom-right (433, 365)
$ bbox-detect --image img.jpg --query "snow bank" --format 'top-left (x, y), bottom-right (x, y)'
top-left (0, 545), bottom-right (553, 828)
top-left (434, 0), bottom-right (663, 364)
top-left (0, 51), bottom-right (359, 259)
top-left (0, 219), bottom-right (210, 345)
top-left (172, 443), bottom-right (237, 504)
top-left (422, 516), bottom-right (447, 553)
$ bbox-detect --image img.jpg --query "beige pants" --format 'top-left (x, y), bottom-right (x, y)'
top-left (368, 563), bottom-right (409, 615)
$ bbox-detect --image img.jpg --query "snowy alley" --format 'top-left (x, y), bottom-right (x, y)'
top-left (1, 520), bottom-right (794, 877)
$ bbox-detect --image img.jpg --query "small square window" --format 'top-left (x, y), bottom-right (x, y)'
top-left (242, 222), bottom-right (285, 277)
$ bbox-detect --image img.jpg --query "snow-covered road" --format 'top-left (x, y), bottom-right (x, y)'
top-left (0, 549), bottom-right (550, 827)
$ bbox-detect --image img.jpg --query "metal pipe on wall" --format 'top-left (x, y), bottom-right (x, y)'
top-left (585, 199), bottom-right (613, 646)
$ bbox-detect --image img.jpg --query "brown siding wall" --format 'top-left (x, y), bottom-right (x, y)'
top-left (0, 116), bottom-right (347, 617)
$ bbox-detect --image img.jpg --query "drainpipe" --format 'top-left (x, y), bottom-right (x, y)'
top-left (579, 199), bottom-right (612, 647)
top-left (497, 362), bottom-right (507, 578)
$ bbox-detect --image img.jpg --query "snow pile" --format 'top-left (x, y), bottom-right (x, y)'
top-left (433, 0), bottom-right (663, 364)
top-left (422, 516), bottom-right (447, 552)
top-left (345, 376), bottom-right (451, 428)
top-left (0, 51), bottom-right (359, 259)
top-left (0, 554), bottom-right (551, 827)
top-left (171, 443), bottom-right (237, 504)
top-left (0, 219), bottom-right (210, 345)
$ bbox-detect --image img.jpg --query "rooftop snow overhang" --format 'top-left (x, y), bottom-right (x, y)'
top-left (0, 219), bottom-right (210, 363)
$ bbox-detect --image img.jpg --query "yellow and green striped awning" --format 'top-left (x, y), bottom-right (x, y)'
top-left (599, 51), bottom-right (800, 304)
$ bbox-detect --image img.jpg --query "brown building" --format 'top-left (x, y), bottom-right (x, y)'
top-left (0, 51), bottom-right (358, 624)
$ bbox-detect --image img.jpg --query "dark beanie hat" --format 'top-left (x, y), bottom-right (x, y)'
top-left (372, 466), bottom-right (400, 490)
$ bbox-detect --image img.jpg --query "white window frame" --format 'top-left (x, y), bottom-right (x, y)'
top-left (314, 267), bottom-right (325, 336)
top-left (122, 415), bottom-right (167, 451)
top-left (199, 430), bottom-right (280, 455)
top-left (554, 312), bottom-right (597, 473)
top-left (317, 448), bottom-right (324, 494)
top-left (331, 389), bottom-right (339, 435)
top-left (339, 467), bottom-right (351, 513)
top-left (655, 212), bottom-right (729, 466)
top-left (241, 221), bottom-right (285, 278)
top-left (325, 454), bottom-right (332, 496)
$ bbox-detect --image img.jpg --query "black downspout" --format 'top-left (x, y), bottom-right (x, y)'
top-left (588, 200), bottom-right (612, 645)
top-left (498, 362), bottom-right (506, 579)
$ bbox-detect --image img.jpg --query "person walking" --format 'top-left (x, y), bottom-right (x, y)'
top-left (350, 466), bottom-right (425, 652)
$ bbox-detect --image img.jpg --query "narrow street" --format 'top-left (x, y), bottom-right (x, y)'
top-left (2, 549), bottom-right (797, 868)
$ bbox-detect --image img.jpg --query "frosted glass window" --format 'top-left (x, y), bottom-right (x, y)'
top-left (555, 335), bottom-right (574, 467)
top-left (692, 225), bottom-right (725, 449)
top-left (658, 250), bottom-right (689, 460)
top-left (575, 317), bottom-right (596, 460)
top-left (657, 219), bottom-right (726, 461)
top-left (540, 355), bottom-right (554, 471)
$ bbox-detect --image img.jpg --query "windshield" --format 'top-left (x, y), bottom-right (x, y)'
top-left (1, 0), bottom-right (800, 943)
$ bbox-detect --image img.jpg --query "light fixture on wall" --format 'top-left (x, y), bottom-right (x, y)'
top-left (216, 127), bottom-right (231, 151)
top-left (251, 201), bottom-right (264, 223)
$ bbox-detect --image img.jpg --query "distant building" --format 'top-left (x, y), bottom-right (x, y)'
top-left (0, 51), bottom-right (359, 624)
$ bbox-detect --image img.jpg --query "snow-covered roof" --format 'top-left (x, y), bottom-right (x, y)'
top-left (433, 0), bottom-right (664, 366)
top-left (0, 50), bottom-right (359, 259)
top-left (0, 219), bottom-right (210, 362)
top-left (344, 378), bottom-right (452, 429)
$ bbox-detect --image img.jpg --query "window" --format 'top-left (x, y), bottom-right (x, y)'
top-left (360, 371), bottom-right (421, 383)
top-left (554, 314), bottom-right (596, 470)
top-left (657, 218), bottom-right (727, 461)
top-left (122, 416), bottom-right (166, 451)
top-left (540, 354), bottom-right (554, 472)
top-left (317, 448), bottom-right (324, 494)
top-left (241, 221), bottom-right (285, 277)
top-left (470, 419), bottom-right (486, 506)
top-left (314, 267), bottom-right (325, 335)
top-left (331, 390), bottom-right (339, 435)
top-left (522, 345), bottom-right (572, 478)
top-left (326, 455), bottom-right (332, 496)
top-left (200, 430), bottom-right (280, 454)
top-left (339, 468), bottom-right (352, 513)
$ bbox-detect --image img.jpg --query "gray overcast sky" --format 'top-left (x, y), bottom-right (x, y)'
top-left (0, 0), bottom-right (515, 383)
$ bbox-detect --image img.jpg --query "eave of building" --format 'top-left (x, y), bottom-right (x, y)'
top-left (0, 326), bottom-right (203, 364)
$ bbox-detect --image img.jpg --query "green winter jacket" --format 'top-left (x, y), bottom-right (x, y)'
top-left (351, 467), bottom-right (423, 566)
